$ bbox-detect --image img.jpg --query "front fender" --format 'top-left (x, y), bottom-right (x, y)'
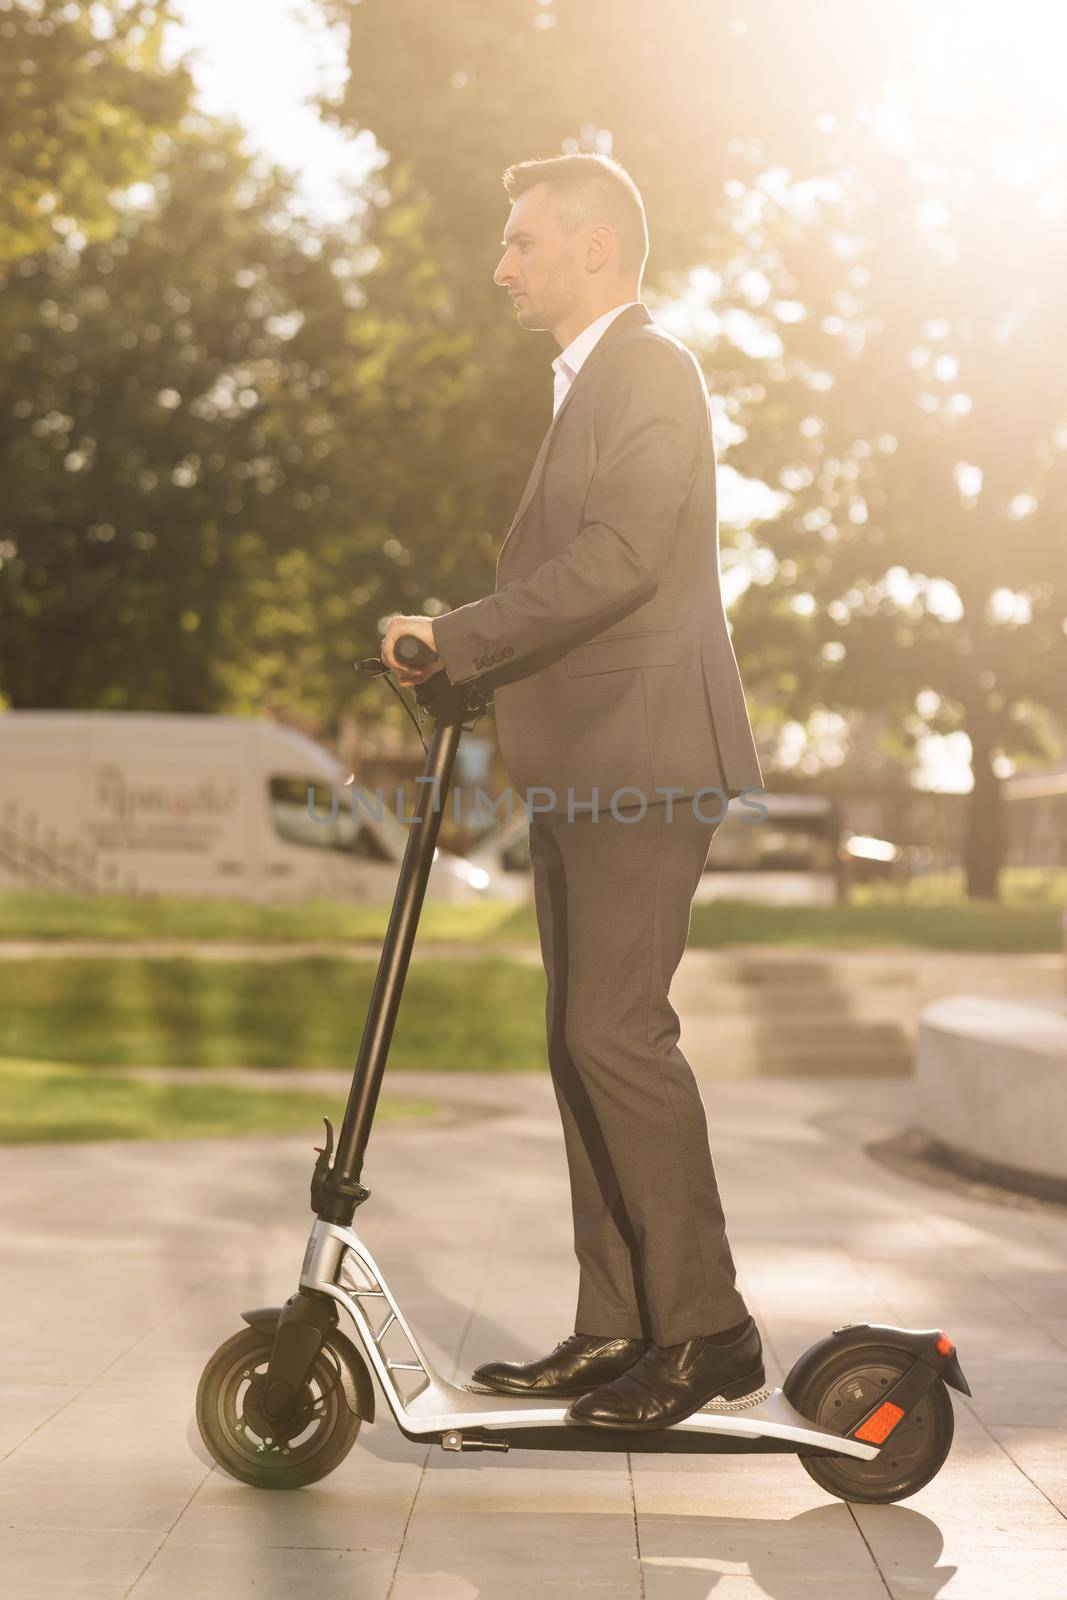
top-left (783, 1321), bottom-right (971, 1404)
top-left (241, 1304), bottom-right (376, 1422)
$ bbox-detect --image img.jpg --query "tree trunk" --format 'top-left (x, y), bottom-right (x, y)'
top-left (965, 713), bottom-right (1003, 900)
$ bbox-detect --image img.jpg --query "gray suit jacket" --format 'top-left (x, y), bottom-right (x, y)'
top-left (431, 302), bottom-right (763, 811)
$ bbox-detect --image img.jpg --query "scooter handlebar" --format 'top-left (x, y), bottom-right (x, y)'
top-left (394, 633), bottom-right (439, 669)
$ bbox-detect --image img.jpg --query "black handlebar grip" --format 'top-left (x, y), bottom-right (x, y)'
top-left (394, 633), bottom-right (439, 668)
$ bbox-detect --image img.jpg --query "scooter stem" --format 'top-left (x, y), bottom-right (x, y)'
top-left (317, 668), bottom-right (472, 1222)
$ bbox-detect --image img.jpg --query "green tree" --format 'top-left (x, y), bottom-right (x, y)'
top-left (0, 119), bottom-right (478, 724)
top-left (0, 0), bottom-right (189, 271)
top-left (717, 117), bottom-right (1067, 899)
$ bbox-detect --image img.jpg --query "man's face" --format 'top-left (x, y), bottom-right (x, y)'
top-left (493, 184), bottom-right (583, 333)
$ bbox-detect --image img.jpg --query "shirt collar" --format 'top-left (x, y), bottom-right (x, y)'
top-left (550, 300), bottom-right (643, 385)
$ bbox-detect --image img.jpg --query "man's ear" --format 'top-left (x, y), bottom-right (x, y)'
top-left (585, 223), bottom-right (615, 272)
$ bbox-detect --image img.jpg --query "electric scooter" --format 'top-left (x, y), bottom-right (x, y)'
top-left (195, 634), bottom-right (973, 1504)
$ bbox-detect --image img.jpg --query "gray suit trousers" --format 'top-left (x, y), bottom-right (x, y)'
top-left (529, 797), bottom-right (751, 1346)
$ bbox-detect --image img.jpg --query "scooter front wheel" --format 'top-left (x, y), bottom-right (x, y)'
top-left (792, 1341), bottom-right (954, 1504)
top-left (196, 1325), bottom-right (363, 1489)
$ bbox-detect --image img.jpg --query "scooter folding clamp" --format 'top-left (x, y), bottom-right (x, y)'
top-left (310, 1115), bottom-right (370, 1219)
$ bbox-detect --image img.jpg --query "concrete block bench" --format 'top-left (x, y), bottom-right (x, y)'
top-left (916, 993), bottom-right (1067, 1194)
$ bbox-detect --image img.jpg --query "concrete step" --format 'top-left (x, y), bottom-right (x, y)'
top-left (682, 1024), bottom-right (914, 1078)
top-left (681, 1015), bottom-right (912, 1048)
top-left (671, 981), bottom-right (918, 1022)
top-left (670, 949), bottom-right (1066, 1077)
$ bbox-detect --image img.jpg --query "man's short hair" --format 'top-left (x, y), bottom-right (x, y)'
top-left (502, 153), bottom-right (649, 280)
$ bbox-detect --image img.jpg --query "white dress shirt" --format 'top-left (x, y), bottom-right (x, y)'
top-left (551, 300), bottom-right (642, 417)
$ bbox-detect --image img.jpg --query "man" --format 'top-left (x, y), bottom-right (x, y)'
top-left (381, 153), bottom-right (766, 1431)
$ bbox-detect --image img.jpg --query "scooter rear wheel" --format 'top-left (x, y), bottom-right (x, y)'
top-left (792, 1342), bottom-right (954, 1504)
top-left (196, 1325), bottom-right (363, 1489)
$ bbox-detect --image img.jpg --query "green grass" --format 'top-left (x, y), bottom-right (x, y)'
top-left (0, 891), bottom-right (536, 945)
top-left (0, 957), bottom-right (548, 1071)
top-left (889, 867), bottom-right (1067, 905)
top-left (0, 1058), bottom-right (438, 1145)
top-left (0, 874), bottom-right (1063, 952)
top-left (688, 895), bottom-right (1062, 952)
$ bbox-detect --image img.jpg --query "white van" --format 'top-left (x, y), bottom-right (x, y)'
top-left (0, 712), bottom-right (493, 903)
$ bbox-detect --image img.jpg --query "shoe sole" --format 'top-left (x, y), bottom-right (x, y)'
top-left (564, 1366), bottom-right (768, 1432)
top-left (467, 1378), bottom-right (625, 1399)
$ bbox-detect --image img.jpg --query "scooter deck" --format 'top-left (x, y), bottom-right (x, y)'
top-left (302, 1221), bottom-right (879, 1463)
top-left (390, 1376), bottom-right (879, 1460)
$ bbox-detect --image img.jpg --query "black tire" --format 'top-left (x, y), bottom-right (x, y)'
top-left (790, 1342), bottom-right (955, 1504)
top-left (196, 1325), bottom-right (364, 1489)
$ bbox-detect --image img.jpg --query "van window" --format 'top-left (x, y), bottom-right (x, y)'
top-left (706, 802), bottom-right (838, 874)
top-left (269, 777), bottom-right (392, 860)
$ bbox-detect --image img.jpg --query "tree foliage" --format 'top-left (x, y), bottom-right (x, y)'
top-left (0, 0), bottom-right (189, 270)
top-left (0, 120), bottom-right (486, 725)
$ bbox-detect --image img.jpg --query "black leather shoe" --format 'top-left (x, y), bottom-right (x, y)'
top-left (565, 1316), bottom-right (765, 1431)
top-left (469, 1333), bottom-right (651, 1398)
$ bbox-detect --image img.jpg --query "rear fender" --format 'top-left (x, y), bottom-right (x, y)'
top-left (783, 1321), bottom-right (972, 1404)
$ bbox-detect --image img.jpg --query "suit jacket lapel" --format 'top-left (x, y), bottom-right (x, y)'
top-left (497, 302), bottom-right (653, 570)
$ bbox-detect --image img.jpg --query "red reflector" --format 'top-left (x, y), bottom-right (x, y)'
top-left (936, 1332), bottom-right (954, 1355)
top-left (854, 1401), bottom-right (905, 1444)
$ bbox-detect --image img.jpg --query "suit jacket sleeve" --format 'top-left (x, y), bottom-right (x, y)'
top-left (431, 339), bottom-right (701, 685)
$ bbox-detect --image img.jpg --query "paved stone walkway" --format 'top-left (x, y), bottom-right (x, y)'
top-left (1, 1071), bottom-right (1065, 1597)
